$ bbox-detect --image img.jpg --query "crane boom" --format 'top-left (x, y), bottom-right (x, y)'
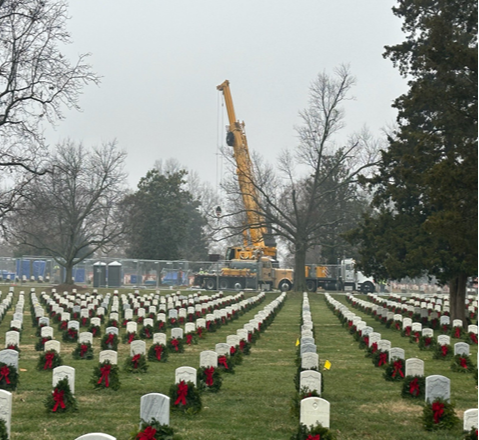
top-left (217, 80), bottom-right (276, 260)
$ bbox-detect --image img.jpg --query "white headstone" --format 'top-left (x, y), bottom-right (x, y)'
top-left (79, 332), bottom-right (93, 345)
top-left (425, 375), bottom-right (450, 403)
top-left (130, 340), bottom-right (146, 356)
top-left (99, 350), bottom-right (118, 365)
top-left (463, 408), bottom-right (478, 432)
top-left (405, 358), bottom-right (424, 377)
top-left (300, 397), bottom-right (330, 429)
top-left (140, 393), bottom-right (170, 426)
top-left (44, 340), bottom-right (60, 354)
top-left (200, 350), bottom-right (218, 368)
top-left (53, 365), bottom-right (75, 395)
top-left (0, 390), bottom-right (12, 437)
top-left (175, 366), bottom-right (197, 387)
top-left (300, 370), bottom-right (321, 395)
top-left (153, 333), bottom-right (166, 346)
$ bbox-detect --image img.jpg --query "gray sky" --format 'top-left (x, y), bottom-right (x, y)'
top-left (47, 1), bottom-right (408, 190)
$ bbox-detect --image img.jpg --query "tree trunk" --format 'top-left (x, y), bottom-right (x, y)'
top-left (64, 264), bottom-right (74, 285)
top-left (293, 244), bottom-right (307, 292)
top-left (449, 273), bottom-right (467, 326)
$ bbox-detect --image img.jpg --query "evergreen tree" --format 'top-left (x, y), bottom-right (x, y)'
top-left (350, 0), bottom-right (477, 323)
top-left (124, 169), bottom-right (208, 261)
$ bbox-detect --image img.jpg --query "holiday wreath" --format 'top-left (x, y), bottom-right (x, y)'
top-left (37, 350), bottom-right (63, 371)
top-left (91, 360), bottom-right (121, 391)
top-left (124, 353), bottom-right (148, 374)
top-left (147, 343), bottom-right (168, 363)
top-left (422, 397), bottom-right (459, 431)
top-left (129, 418), bottom-right (177, 440)
top-left (197, 366), bottom-right (222, 393)
top-left (72, 342), bottom-right (94, 360)
top-left (169, 380), bottom-right (202, 415)
top-left (450, 354), bottom-right (475, 373)
top-left (0, 362), bottom-right (18, 391)
top-left (101, 333), bottom-right (119, 351)
top-left (401, 375), bottom-right (425, 399)
top-left (44, 378), bottom-right (77, 414)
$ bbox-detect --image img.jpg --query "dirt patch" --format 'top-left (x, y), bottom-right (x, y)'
top-left (359, 401), bottom-right (421, 415)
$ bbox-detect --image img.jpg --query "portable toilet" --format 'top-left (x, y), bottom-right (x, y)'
top-left (108, 261), bottom-right (122, 287)
top-left (93, 262), bottom-right (107, 288)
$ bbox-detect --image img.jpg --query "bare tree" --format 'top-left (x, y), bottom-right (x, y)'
top-left (0, 0), bottom-right (99, 228)
top-left (222, 66), bottom-right (382, 291)
top-left (9, 140), bottom-right (127, 285)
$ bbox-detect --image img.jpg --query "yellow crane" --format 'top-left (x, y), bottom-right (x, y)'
top-left (217, 80), bottom-right (276, 261)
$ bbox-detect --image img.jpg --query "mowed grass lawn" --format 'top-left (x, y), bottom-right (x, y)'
top-left (2, 287), bottom-right (477, 439)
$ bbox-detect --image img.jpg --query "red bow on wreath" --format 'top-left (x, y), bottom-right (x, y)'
top-left (7, 345), bottom-right (15, 350)
top-left (240, 340), bottom-right (246, 351)
top-left (395, 322), bottom-right (401, 330)
top-left (218, 356), bottom-right (229, 369)
top-left (171, 339), bottom-right (179, 351)
top-left (441, 345), bottom-right (448, 357)
top-left (144, 328), bottom-right (151, 338)
top-left (306, 435), bottom-right (320, 440)
top-left (52, 388), bottom-right (66, 412)
top-left (470, 333), bottom-right (477, 344)
top-left (174, 380), bottom-right (188, 405)
top-left (154, 345), bottom-right (163, 361)
top-left (60, 321), bottom-right (67, 330)
top-left (186, 334), bottom-right (193, 345)
top-left (0, 366), bottom-right (10, 384)
top-left (378, 352), bottom-right (387, 366)
top-left (409, 377), bottom-right (420, 396)
top-left (454, 327), bottom-right (461, 338)
top-left (405, 327), bottom-right (411, 337)
top-left (80, 344), bottom-right (88, 357)
top-left (432, 401), bottom-right (444, 424)
top-left (98, 364), bottom-right (111, 387)
top-left (82, 317), bottom-right (88, 326)
top-left (392, 361), bottom-right (404, 378)
top-left (128, 333), bottom-right (135, 344)
top-left (363, 336), bottom-right (369, 346)
top-left (206, 321), bottom-right (211, 330)
top-left (158, 321), bottom-right (164, 330)
top-left (44, 352), bottom-right (55, 370)
top-left (230, 346), bottom-right (236, 356)
top-left (136, 426), bottom-right (157, 440)
top-left (459, 357), bottom-right (468, 369)
top-left (424, 336), bottom-right (431, 346)
top-left (197, 327), bottom-right (203, 337)
top-left (132, 354), bottom-right (141, 369)
top-left (92, 327), bottom-right (98, 336)
top-left (106, 333), bottom-right (115, 345)
top-left (371, 342), bottom-right (378, 354)
top-left (205, 366), bottom-right (215, 386)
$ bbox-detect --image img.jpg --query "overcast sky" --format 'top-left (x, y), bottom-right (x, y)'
top-left (46, 1), bottom-right (409, 191)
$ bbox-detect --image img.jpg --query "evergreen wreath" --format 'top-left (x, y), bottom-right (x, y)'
top-left (169, 380), bottom-right (202, 415)
top-left (422, 398), bottom-right (459, 431)
top-left (418, 335), bottom-right (436, 350)
top-left (101, 333), bottom-right (119, 351)
top-left (5, 344), bottom-right (20, 353)
top-left (89, 324), bottom-right (101, 338)
top-left (401, 375), bottom-right (425, 399)
top-left (106, 319), bottom-right (119, 328)
top-left (91, 360), bottom-right (121, 391)
top-left (197, 366), bottom-right (222, 393)
top-left (466, 332), bottom-right (478, 345)
top-left (147, 343), bottom-right (168, 363)
top-left (463, 426), bottom-right (478, 440)
top-left (0, 362), bottom-right (18, 391)
top-left (401, 327), bottom-right (412, 338)
top-left (35, 336), bottom-right (52, 351)
top-left (196, 326), bottom-right (205, 339)
top-left (217, 355), bottom-right (234, 374)
top-left (157, 321), bottom-right (166, 332)
top-left (58, 320), bottom-right (68, 331)
top-left (358, 334), bottom-right (369, 350)
top-left (384, 358), bottom-right (405, 381)
top-left (290, 422), bottom-right (337, 440)
top-left (124, 353), bottom-right (148, 373)
top-left (168, 318), bottom-right (179, 328)
top-left (62, 328), bottom-right (79, 343)
top-left (450, 354), bottom-right (475, 373)
top-left (229, 345), bottom-right (243, 366)
top-left (429, 318), bottom-right (439, 330)
top-left (167, 338), bottom-right (184, 354)
top-left (140, 325), bottom-right (154, 340)
top-left (80, 316), bottom-right (90, 328)
top-left (44, 378), bottom-right (78, 413)
top-left (0, 419), bottom-right (7, 440)
top-left (205, 321), bottom-right (217, 333)
top-left (451, 326), bottom-right (464, 339)
top-left (239, 339), bottom-right (251, 355)
top-left (372, 350), bottom-right (389, 368)
top-left (123, 332), bottom-right (139, 344)
top-left (129, 418), bottom-right (177, 440)
top-left (185, 332), bottom-right (198, 346)
top-left (72, 342), bottom-right (94, 360)
top-left (37, 350), bottom-right (63, 371)
top-left (433, 344), bottom-right (453, 360)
